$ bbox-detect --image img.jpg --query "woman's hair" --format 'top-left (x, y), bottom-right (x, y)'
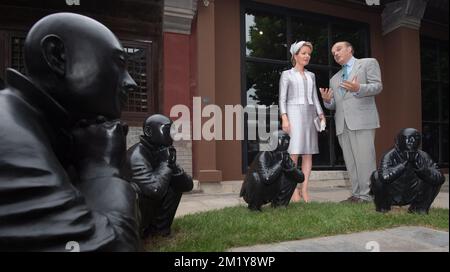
top-left (291, 41), bottom-right (313, 67)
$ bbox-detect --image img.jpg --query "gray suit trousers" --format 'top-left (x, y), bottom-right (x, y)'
top-left (338, 122), bottom-right (376, 200)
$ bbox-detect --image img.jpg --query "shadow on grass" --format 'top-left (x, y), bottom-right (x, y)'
top-left (145, 202), bottom-right (449, 252)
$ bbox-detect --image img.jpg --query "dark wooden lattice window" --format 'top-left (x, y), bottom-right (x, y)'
top-left (123, 44), bottom-right (151, 113)
top-left (7, 36), bottom-right (155, 119)
top-left (11, 36), bottom-right (26, 74)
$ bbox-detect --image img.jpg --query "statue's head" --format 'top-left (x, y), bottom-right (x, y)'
top-left (143, 114), bottom-right (174, 147)
top-left (268, 130), bottom-right (290, 152)
top-left (395, 128), bottom-right (422, 156)
top-left (24, 13), bottom-right (137, 120)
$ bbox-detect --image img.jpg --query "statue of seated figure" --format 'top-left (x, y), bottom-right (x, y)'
top-left (240, 130), bottom-right (305, 211)
top-left (0, 13), bottom-right (141, 251)
top-left (124, 114), bottom-right (193, 238)
top-left (370, 128), bottom-right (445, 214)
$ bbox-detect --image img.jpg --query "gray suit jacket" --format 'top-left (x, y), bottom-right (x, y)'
top-left (324, 58), bottom-right (382, 135)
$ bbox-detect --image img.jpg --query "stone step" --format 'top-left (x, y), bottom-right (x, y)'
top-left (188, 172), bottom-right (449, 195)
top-left (191, 171), bottom-right (351, 195)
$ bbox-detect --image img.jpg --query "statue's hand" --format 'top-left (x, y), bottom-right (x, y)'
top-left (403, 151), bottom-right (418, 165)
top-left (413, 153), bottom-right (426, 172)
top-left (282, 152), bottom-right (294, 170)
top-left (156, 146), bottom-right (171, 163)
top-left (71, 116), bottom-right (127, 170)
top-left (168, 146), bottom-right (177, 166)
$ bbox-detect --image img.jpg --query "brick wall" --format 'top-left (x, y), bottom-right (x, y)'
top-left (126, 126), bottom-right (193, 176)
top-left (126, 126), bottom-right (142, 150)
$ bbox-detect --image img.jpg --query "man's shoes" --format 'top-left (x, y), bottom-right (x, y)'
top-left (340, 196), bottom-right (359, 203)
top-left (356, 198), bottom-right (371, 203)
top-left (341, 196), bottom-right (371, 204)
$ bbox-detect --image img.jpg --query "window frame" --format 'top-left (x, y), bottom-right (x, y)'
top-left (121, 39), bottom-right (159, 126)
top-left (420, 36), bottom-right (449, 168)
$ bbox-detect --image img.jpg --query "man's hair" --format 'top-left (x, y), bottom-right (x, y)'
top-left (344, 41), bottom-right (354, 54)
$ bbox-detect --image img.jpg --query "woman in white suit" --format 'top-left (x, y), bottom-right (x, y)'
top-left (279, 41), bottom-right (325, 203)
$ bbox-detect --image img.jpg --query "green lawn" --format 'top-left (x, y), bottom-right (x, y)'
top-left (145, 202), bottom-right (449, 252)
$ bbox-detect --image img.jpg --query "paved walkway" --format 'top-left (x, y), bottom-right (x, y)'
top-left (176, 181), bottom-right (449, 218)
top-left (175, 178), bottom-right (449, 252)
top-left (228, 226), bottom-right (449, 252)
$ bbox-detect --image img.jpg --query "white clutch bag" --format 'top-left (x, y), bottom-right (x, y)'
top-left (314, 117), bottom-right (326, 132)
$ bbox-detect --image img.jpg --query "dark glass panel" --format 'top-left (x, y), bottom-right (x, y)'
top-left (422, 122), bottom-right (439, 162)
top-left (333, 135), bottom-right (345, 167)
top-left (440, 44), bottom-right (449, 82)
top-left (313, 116), bottom-right (332, 166)
top-left (246, 10), bottom-right (287, 60)
top-left (421, 81), bottom-right (439, 121)
top-left (441, 124), bottom-right (448, 164)
top-left (331, 24), bottom-right (366, 66)
top-left (306, 68), bottom-right (331, 116)
top-left (291, 18), bottom-right (328, 65)
top-left (442, 83), bottom-right (449, 121)
top-left (420, 39), bottom-right (439, 81)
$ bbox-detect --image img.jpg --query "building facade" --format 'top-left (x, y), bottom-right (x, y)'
top-left (0, 0), bottom-right (448, 183)
top-left (164, 0), bottom-right (448, 183)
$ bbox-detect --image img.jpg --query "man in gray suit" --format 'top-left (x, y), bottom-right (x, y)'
top-left (320, 41), bottom-right (382, 203)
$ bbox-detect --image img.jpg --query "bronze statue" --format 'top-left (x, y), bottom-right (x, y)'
top-left (240, 130), bottom-right (305, 211)
top-left (0, 13), bottom-right (140, 251)
top-left (370, 128), bottom-right (445, 214)
top-left (124, 114), bottom-right (193, 238)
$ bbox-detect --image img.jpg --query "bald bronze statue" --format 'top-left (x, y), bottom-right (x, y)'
top-left (370, 128), bottom-right (445, 214)
top-left (240, 130), bottom-right (305, 211)
top-left (0, 13), bottom-right (140, 251)
top-left (124, 114), bottom-right (193, 238)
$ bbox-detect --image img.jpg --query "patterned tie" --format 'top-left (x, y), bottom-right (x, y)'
top-left (340, 64), bottom-right (349, 96)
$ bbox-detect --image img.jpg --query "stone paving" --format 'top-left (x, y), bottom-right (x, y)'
top-left (228, 226), bottom-right (449, 252)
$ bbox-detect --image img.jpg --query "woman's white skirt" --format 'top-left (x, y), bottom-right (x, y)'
top-left (286, 104), bottom-right (319, 155)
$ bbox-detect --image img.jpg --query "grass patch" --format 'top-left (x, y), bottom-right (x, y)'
top-left (145, 202), bottom-right (449, 252)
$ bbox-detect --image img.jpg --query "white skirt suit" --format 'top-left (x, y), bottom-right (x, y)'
top-left (279, 68), bottom-right (324, 155)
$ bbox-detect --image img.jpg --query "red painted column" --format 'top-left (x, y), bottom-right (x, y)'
top-left (163, 32), bottom-right (192, 116)
top-left (163, 29), bottom-right (196, 177)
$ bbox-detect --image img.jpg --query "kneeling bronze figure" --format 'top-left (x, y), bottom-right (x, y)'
top-left (370, 128), bottom-right (445, 214)
top-left (240, 130), bottom-right (304, 211)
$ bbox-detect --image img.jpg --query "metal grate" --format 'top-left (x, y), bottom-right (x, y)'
top-left (11, 37), bottom-right (26, 74)
top-left (123, 46), bottom-right (150, 112)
